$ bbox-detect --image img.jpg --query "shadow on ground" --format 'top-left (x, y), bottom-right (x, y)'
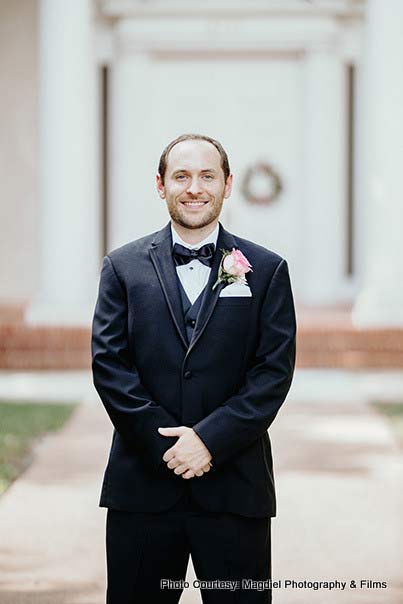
top-left (0, 582), bottom-right (101, 604)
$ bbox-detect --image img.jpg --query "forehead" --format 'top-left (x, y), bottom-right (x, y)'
top-left (166, 140), bottom-right (222, 172)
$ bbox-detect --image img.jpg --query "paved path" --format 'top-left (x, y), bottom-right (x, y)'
top-left (271, 396), bottom-right (403, 604)
top-left (0, 371), bottom-right (402, 603)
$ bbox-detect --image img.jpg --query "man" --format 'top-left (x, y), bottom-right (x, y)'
top-left (91, 133), bottom-right (297, 603)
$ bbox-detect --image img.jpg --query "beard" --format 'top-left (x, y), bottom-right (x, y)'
top-left (166, 196), bottom-right (225, 230)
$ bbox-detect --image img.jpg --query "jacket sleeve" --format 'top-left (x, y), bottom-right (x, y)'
top-left (192, 258), bottom-right (297, 466)
top-left (91, 255), bottom-right (180, 472)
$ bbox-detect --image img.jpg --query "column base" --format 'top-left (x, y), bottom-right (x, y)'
top-left (300, 279), bottom-right (356, 306)
top-left (352, 289), bottom-right (403, 327)
top-left (25, 299), bottom-right (94, 326)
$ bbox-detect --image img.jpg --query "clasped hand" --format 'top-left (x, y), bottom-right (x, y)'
top-left (158, 426), bottom-right (212, 479)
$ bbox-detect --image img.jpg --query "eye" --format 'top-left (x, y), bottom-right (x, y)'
top-left (176, 174), bottom-right (187, 180)
top-left (203, 174), bottom-right (214, 180)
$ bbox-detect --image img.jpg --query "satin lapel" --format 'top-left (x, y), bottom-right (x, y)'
top-left (149, 222), bottom-right (188, 350)
top-left (185, 221), bottom-right (237, 359)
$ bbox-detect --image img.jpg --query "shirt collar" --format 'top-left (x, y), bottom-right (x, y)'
top-left (171, 222), bottom-right (219, 250)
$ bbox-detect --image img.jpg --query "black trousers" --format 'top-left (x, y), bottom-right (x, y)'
top-left (105, 485), bottom-right (272, 603)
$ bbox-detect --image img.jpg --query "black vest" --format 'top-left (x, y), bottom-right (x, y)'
top-left (176, 277), bottom-right (207, 345)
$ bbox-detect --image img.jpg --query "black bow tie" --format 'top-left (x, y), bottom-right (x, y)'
top-left (172, 242), bottom-right (215, 267)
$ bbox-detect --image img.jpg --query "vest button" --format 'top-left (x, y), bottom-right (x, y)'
top-left (184, 370), bottom-right (192, 379)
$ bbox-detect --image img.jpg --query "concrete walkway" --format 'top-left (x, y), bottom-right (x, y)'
top-left (0, 370), bottom-right (402, 603)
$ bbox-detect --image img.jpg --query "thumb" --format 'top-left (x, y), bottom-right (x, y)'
top-left (158, 426), bottom-right (186, 437)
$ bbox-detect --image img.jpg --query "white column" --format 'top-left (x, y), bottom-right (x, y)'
top-left (25, 0), bottom-right (99, 326)
top-left (108, 31), bottom-right (165, 251)
top-left (302, 47), bottom-right (347, 305)
top-left (352, 0), bottom-right (403, 326)
top-left (109, 52), bottom-right (148, 250)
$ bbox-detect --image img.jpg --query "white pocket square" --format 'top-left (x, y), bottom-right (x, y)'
top-left (219, 281), bottom-right (252, 297)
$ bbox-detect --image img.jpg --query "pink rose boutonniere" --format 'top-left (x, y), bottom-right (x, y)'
top-left (212, 248), bottom-right (253, 290)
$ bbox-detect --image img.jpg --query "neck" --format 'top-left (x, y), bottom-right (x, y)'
top-left (172, 220), bottom-right (218, 245)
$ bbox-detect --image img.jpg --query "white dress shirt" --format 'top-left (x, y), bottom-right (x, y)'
top-left (171, 222), bottom-right (219, 305)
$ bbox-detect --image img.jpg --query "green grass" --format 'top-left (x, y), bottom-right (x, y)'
top-left (372, 402), bottom-right (403, 447)
top-left (0, 401), bottom-right (77, 495)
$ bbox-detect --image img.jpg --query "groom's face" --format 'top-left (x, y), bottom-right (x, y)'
top-left (156, 140), bottom-right (232, 230)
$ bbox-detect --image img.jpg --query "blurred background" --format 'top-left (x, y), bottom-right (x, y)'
top-left (0, 1), bottom-right (402, 603)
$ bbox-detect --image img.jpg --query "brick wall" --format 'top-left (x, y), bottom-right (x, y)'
top-left (1, 303), bottom-right (402, 369)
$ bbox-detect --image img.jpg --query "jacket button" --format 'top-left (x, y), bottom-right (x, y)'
top-left (184, 370), bottom-right (192, 379)
top-left (189, 319), bottom-right (196, 327)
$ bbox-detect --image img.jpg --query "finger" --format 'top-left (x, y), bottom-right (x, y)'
top-left (158, 427), bottom-right (185, 437)
top-left (162, 449), bottom-right (176, 463)
top-left (173, 463), bottom-right (189, 475)
top-left (182, 469), bottom-right (195, 479)
top-left (202, 464), bottom-right (211, 472)
top-left (167, 458), bottom-right (180, 470)
top-left (194, 469), bottom-right (204, 477)
top-left (158, 427), bottom-right (178, 435)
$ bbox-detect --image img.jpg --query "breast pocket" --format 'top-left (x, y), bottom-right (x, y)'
top-left (212, 297), bottom-right (253, 339)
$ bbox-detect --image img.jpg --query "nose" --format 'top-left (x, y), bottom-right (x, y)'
top-left (186, 177), bottom-right (203, 196)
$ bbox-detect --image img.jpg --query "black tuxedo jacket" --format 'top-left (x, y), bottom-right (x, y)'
top-left (91, 220), bottom-right (296, 518)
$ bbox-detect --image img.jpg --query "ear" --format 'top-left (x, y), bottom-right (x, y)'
top-left (224, 173), bottom-right (233, 199)
top-left (156, 174), bottom-right (165, 199)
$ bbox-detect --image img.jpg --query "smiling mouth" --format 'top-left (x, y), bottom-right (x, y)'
top-left (181, 201), bottom-right (209, 207)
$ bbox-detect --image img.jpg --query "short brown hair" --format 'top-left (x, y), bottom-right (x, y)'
top-left (158, 133), bottom-right (230, 184)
